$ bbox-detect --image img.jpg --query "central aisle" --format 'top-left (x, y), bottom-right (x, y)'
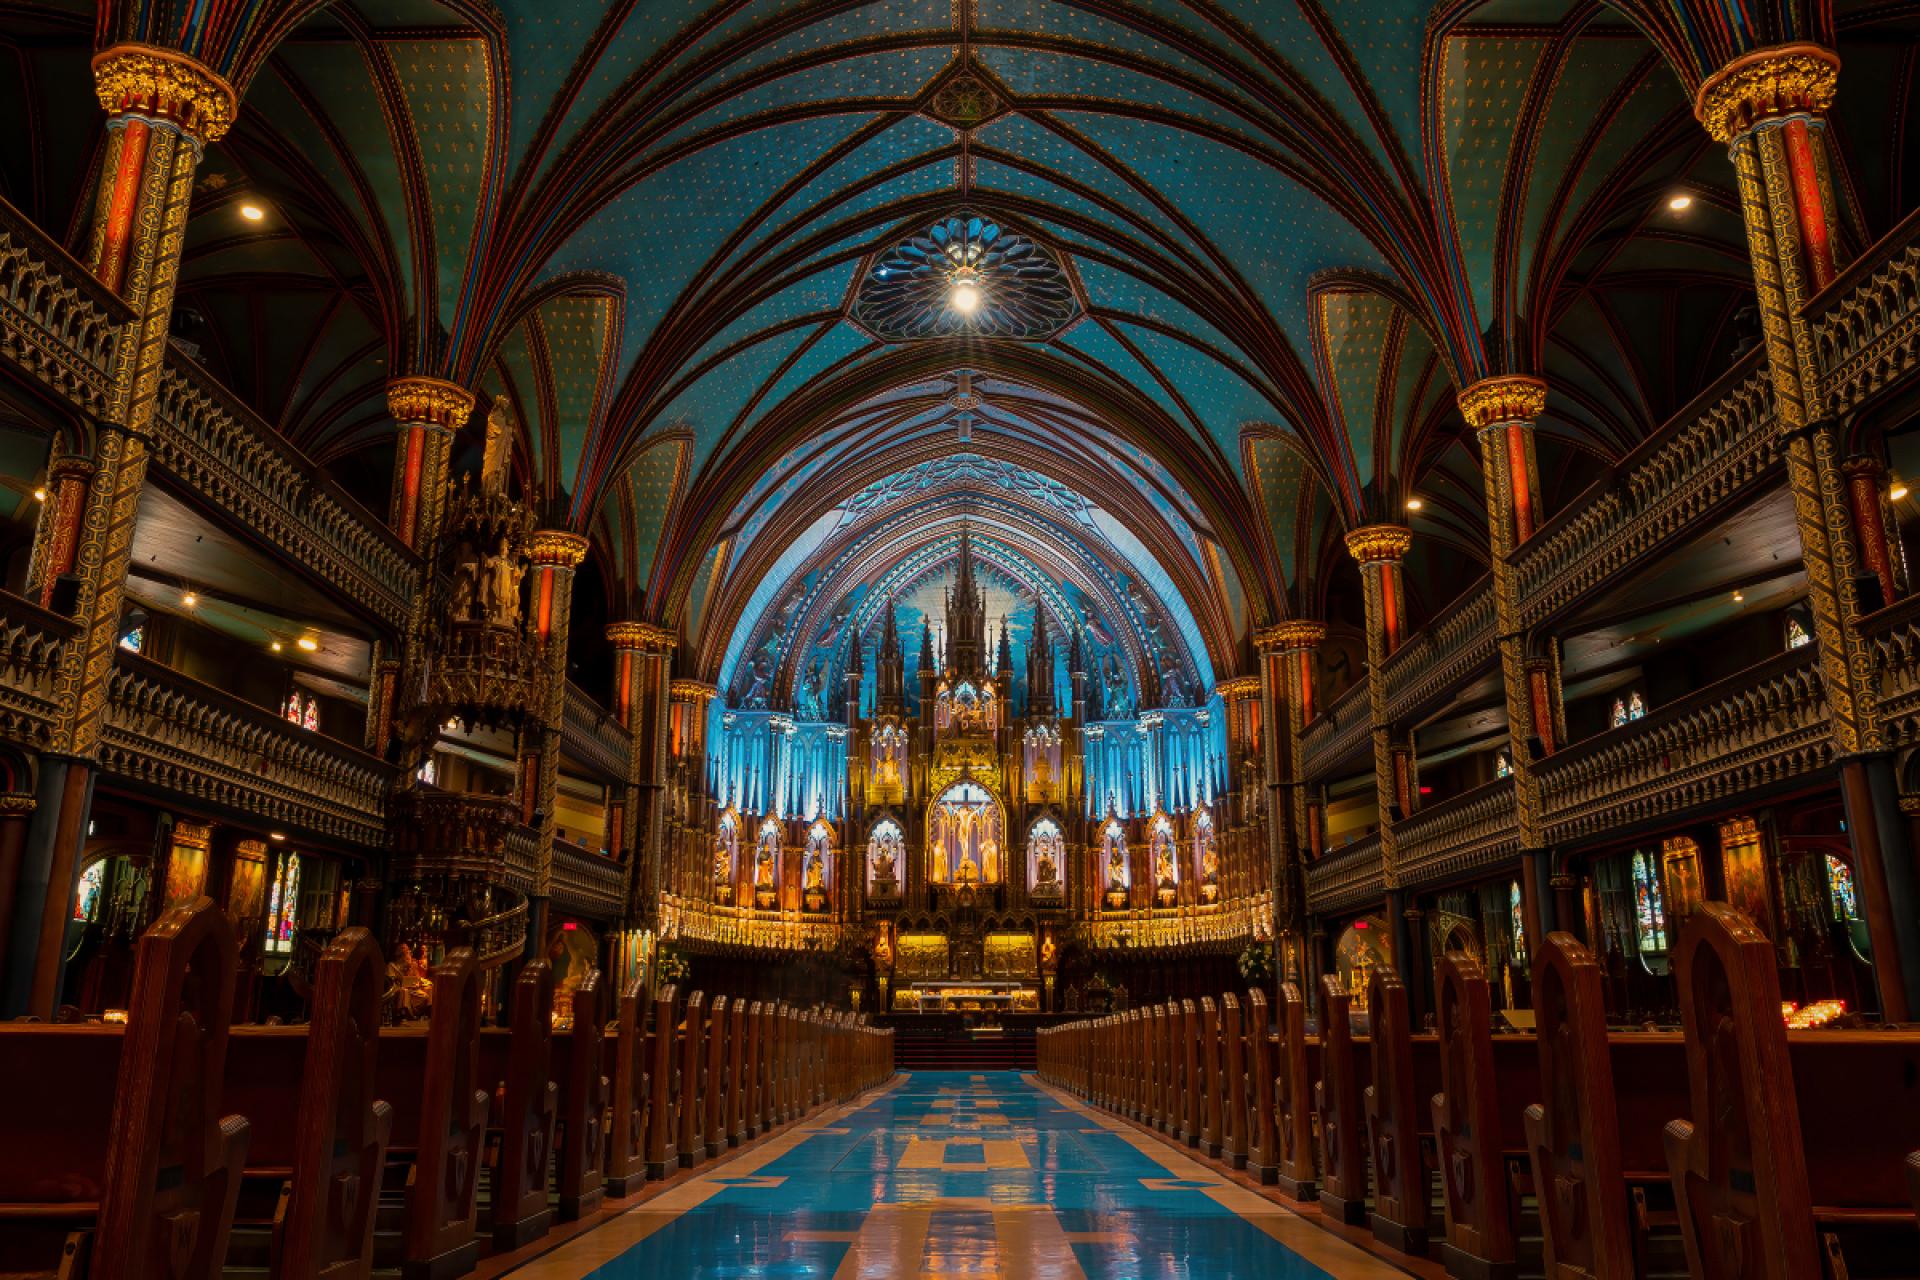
top-left (508, 1072), bottom-right (1408, 1279)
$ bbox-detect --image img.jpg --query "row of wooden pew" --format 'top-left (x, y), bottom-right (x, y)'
top-left (0, 897), bottom-right (895, 1280)
top-left (1039, 902), bottom-right (1920, 1279)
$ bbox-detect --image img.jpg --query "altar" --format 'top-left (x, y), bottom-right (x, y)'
top-left (895, 980), bottom-right (1039, 1013)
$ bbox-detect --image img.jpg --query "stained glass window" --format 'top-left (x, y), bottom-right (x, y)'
top-left (1631, 850), bottom-right (1668, 953)
top-left (1787, 617), bottom-right (1812, 649)
top-left (73, 860), bottom-right (104, 922)
top-left (1826, 854), bottom-right (1859, 921)
top-left (1612, 692), bottom-right (1648, 728)
top-left (416, 757), bottom-right (437, 785)
top-left (1611, 698), bottom-right (1628, 728)
top-left (118, 625), bottom-right (143, 654)
top-left (266, 853), bottom-right (301, 953)
top-left (1509, 881), bottom-right (1526, 959)
top-left (301, 696), bottom-right (320, 731)
top-left (1494, 751), bottom-right (1512, 778)
top-left (285, 692), bottom-right (303, 725)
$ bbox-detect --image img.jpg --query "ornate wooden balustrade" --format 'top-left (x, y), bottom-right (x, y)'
top-left (1533, 648), bottom-right (1831, 848)
top-left (1391, 775), bottom-right (1519, 891)
top-left (552, 836), bottom-right (626, 921)
top-left (0, 197), bottom-right (130, 420)
top-left (99, 651), bottom-right (393, 846)
top-left (563, 681), bottom-right (631, 782)
top-left (1304, 831), bottom-right (1383, 916)
top-left (1512, 349), bottom-right (1777, 630)
top-left (1297, 678), bottom-right (1371, 781)
top-left (1862, 594), bottom-right (1920, 749)
top-left (1378, 577), bottom-right (1496, 727)
top-left (1809, 203), bottom-right (1920, 410)
top-left (0, 195), bottom-right (420, 637)
top-left (0, 590), bottom-right (76, 748)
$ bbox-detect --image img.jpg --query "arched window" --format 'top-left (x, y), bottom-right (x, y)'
top-left (1028, 817), bottom-right (1064, 896)
top-left (285, 691), bottom-right (304, 725)
top-left (1494, 751), bottom-right (1512, 779)
top-left (1611, 692), bottom-right (1648, 728)
top-left (415, 757), bottom-right (437, 786)
top-left (1509, 880), bottom-right (1526, 964)
top-left (1631, 850), bottom-right (1668, 953)
top-left (118, 624), bottom-right (143, 654)
top-left (73, 860), bottom-right (105, 922)
top-left (301, 695), bottom-right (320, 731)
top-left (266, 853), bottom-right (301, 954)
top-left (1786, 616), bottom-right (1812, 650)
top-left (866, 818), bottom-right (904, 893)
top-left (927, 780), bottom-right (1003, 883)
top-left (1826, 854), bottom-right (1859, 921)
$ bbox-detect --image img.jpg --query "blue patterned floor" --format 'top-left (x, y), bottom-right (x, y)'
top-left (520, 1072), bottom-right (1403, 1279)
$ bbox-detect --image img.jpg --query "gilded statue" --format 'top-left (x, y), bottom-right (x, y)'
top-left (804, 853), bottom-right (825, 892)
top-left (1106, 842), bottom-right (1128, 891)
top-left (755, 839), bottom-right (776, 888)
top-left (482, 537), bottom-right (526, 626)
top-left (1035, 844), bottom-right (1058, 886)
top-left (450, 556), bottom-right (478, 621)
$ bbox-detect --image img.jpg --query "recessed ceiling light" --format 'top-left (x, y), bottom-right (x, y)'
top-left (182, 591), bottom-right (198, 607)
top-left (1667, 193), bottom-right (1693, 212)
top-left (1892, 480), bottom-right (1909, 501)
top-left (240, 203), bottom-right (265, 222)
top-left (1405, 497), bottom-right (1424, 511)
top-left (269, 832), bottom-right (285, 841)
top-left (31, 487), bottom-right (46, 502)
top-left (270, 640), bottom-right (283, 652)
top-left (1733, 591), bottom-right (1745, 602)
top-left (296, 635), bottom-right (319, 652)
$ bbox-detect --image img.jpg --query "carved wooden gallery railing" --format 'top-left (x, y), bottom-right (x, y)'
top-left (0, 194), bottom-right (420, 637)
top-left (1809, 204), bottom-right (1920, 411)
top-left (1297, 678), bottom-right (1371, 781)
top-left (1511, 350), bottom-right (1778, 630)
top-left (99, 651), bottom-right (395, 846)
top-left (563, 681), bottom-right (631, 782)
top-left (0, 196), bottom-right (130, 420)
top-left (1390, 775), bottom-right (1519, 890)
top-left (1379, 580), bottom-right (1496, 726)
top-left (552, 837), bottom-right (625, 921)
top-left (1533, 648), bottom-right (1830, 848)
top-left (1860, 593), bottom-right (1920, 750)
top-left (0, 590), bottom-right (76, 748)
top-left (1305, 831), bottom-right (1383, 916)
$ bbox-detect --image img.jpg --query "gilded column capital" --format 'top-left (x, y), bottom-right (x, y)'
top-left (1457, 375), bottom-right (1548, 431)
top-left (91, 44), bottom-right (237, 146)
top-left (1695, 43), bottom-right (1839, 143)
top-left (670, 679), bottom-right (719, 703)
top-left (1344, 524), bottom-right (1412, 565)
top-left (1212, 675), bottom-right (1262, 699)
top-left (529, 529), bottom-right (590, 568)
top-left (386, 377), bottom-right (476, 433)
top-left (607, 620), bottom-right (676, 653)
top-left (1253, 620), bottom-right (1326, 653)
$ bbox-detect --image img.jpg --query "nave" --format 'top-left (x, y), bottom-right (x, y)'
top-left (511, 1071), bottom-right (1399, 1280)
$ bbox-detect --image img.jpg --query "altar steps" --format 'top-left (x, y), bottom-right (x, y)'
top-left (894, 1028), bottom-right (1036, 1072)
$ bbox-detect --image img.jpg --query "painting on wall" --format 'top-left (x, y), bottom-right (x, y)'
top-left (162, 823), bottom-right (211, 907)
top-left (1718, 817), bottom-right (1773, 935)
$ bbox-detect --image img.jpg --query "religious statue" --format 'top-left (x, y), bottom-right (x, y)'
top-left (481, 537), bottom-right (525, 626)
top-left (755, 840), bottom-right (776, 889)
top-left (450, 556), bottom-right (478, 620)
top-left (804, 853), bottom-right (825, 893)
top-left (1106, 842), bottom-right (1128, 892)
top-left (1035, 844), bottom-right (1058, 887)
top-left (391, 943), bottom-right (433, 1019)
top-left (1155, 839), bottom-right (1176, 890)
top-left (713, 835), bottom-right (733, 902)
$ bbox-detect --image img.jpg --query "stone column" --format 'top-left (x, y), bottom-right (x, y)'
top-left (520, 530), bottom-right (589, 954)
top-left (385, 377), bottom-right (473, 552)
top-left (665, 679), bottom-right (717, 910)
top-left (1253, 622), bottom-right (1324, 985)
top-left (4, 47), bottom-right (236, 1018)
top-left (610, 622), bottom-right (676, 925)
top-left (1459, 375), bottom-right (1557, 962)
top-left (1345, 524), bottom-right (1412, 970)
top-left (1696, 44), bottom-right (1920, 1016)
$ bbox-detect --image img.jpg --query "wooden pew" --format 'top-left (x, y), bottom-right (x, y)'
top-left (1274, 981), bottom-right (1317, 1200)
top-left (398, 950), bottom-right (488, 1280)
top-left (0, 897), bottom-right (250, 1280)
top-left (492, 960), bottom-right (557, 1249)
top-left (741, 999), bottom-right (764, 1141)
top-left (645, 985), bottom-right (680, 1178)
top-left (726, 998), bottom-right (748, 1147)
top-left (1198, 997), bottom-right (1224, 1158)
top-left (1220, 993), bottom-right (1247, 1170)
top-left (1665, 903), bottom-right (1920, 1279)
top-left (1178, 997), bottom-right (1201, 1147)
top-left (756, 1000), bottom-right (777, 1135)
top-left (1151, 1002), bottom-right (1173, 1132)
top-left (1316, 974), bottom-right (1369, 1225)
top-left (704, 995), bottom-right (730, 1159)
top-left (1243, 988), bottom-right (1280, 1185)
top-left (1432, 950), bottom-right (1517, 1278)
top-left (678, 990), bottom-right (707, 1169)
top-left (258, 927), bottom-right (392, 1280)
top-left (555, 969), bottom-right (606, 1221)
top-left (1365, 965), bottom-right (1432, 1256)
top-left (1525, 931), bottom-right (1635, 1280)
top-left (604, 979), bottom-right (650, 1196)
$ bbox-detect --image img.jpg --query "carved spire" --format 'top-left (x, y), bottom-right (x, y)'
top-left (996, 616), bottom-right (1013, 672)
top-left (1027, 605), bottom-right (1056, 716)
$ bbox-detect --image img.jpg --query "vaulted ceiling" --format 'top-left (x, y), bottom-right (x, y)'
top-left (3, 0), bottom-right (1914, 698)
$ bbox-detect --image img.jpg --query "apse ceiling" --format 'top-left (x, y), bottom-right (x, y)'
top-left (4, 0), bottom-right (1912, 695)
